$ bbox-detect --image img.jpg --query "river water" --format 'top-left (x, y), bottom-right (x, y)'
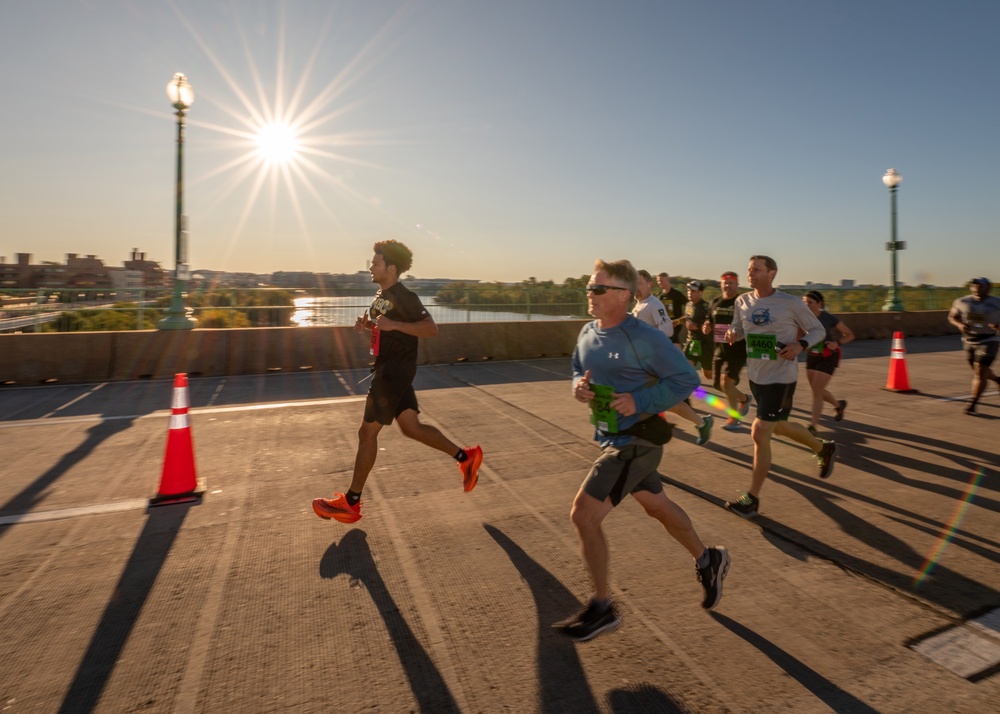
top-left (291, 296), bottom-right (584, 327)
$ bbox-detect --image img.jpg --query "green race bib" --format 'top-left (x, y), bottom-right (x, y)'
top-left (746, 333), bottom-right (778, 360)
top-left (589, 383), bottom-right (618, 433)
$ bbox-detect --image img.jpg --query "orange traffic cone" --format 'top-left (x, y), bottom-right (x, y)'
top-left (150, 373), bottom-right (205, 506)
top-left (884, 331), bottom-right (917, 394)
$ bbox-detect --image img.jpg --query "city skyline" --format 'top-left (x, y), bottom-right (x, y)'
top-left (2, 247), bottom-right (962, 290)
top-left (3, 2), bottom-right (999, 287)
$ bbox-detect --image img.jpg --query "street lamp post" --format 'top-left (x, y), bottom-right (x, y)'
top-left (158, 72), bottom-right (197, 330)
top-left (881, 168), bottom-right (905, 312)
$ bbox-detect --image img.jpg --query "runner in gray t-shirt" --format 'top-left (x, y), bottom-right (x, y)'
top-left (722, 255), bottom-right (837, 519)
top-left (948, 277), bottom-right (1000, 415)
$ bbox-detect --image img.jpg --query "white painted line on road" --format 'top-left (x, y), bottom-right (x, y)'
top-left (912, 608), bottom-right (1000, 679)
top-left (332, 369), bottom-right (356, 396)
top-left (0, 498), bottom-right (149, 525)
top-left (0, 396), bottom-right (367, 429)
top-left (206, 377), bottom-right (226, 407)
top-left (935, 388), bottom-right (999, 402)
top-left (39, 382), bottom-right (106, 419)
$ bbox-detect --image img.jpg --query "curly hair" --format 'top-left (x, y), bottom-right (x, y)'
top-left (373, 240), bottom-right (413, 275)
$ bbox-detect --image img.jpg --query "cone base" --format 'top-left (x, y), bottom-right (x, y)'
top-left (882, 387), bottom-right (918, 394)
top-left (149, 479), bottom-right (206, 507)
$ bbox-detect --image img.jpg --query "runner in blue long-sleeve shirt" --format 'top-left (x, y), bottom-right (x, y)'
top-left (553, 258), bottom-right (730, 643)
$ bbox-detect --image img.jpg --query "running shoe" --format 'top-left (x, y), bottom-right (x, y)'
top-left (696, 415), bottom-right (714, 446)
top-left (553, 599), bottom-right (622, 642)
top-left (722, 417), bottom-right (742, 432)
top-left (458, 445), bottom-right (483, 492)
top-left (725, 492), bottom-right (759, 519)
top-left (807, 425), bottom-right (819, 437)
top-left (816, 440), bottom-right (837, 479)
top-left (312, 493), bottom-right (362, 523)
top-left (834, 399), bottom-right (847, 422)
top-left (737, 396), bottom-right (751, 418)
top-left (696, 546), bottom-right (731, 610)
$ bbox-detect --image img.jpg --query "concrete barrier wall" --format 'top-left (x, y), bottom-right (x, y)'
top-left (0, 311), bottom-right (958, 385)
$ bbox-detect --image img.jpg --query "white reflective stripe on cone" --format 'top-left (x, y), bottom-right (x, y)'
top-left (169, 413), bottom-right (190, 430)
top-left (171, 387), bottom-right (189, 410)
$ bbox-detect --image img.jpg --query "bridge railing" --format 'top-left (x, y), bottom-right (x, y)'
top-left (0, 286), bottom-right (969, 333)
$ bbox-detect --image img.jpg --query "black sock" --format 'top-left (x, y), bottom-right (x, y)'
top-left (346, 490), bottom-right (362, 506)
top-left (589, 597), bottom-right (612, 613)
top-left (454, 448), bottom-right (468, 463)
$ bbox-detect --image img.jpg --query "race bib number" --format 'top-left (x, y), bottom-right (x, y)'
top-left (967, 312), bottom-right (987, 327)
top-left (370, 326), bottom-right (381, 356)
top-left (713, 324), bottom-right (729, 343)
top-left (589, 383), bottom-right (618, 433)
top-left (746, 333), bottom-right (778, 360)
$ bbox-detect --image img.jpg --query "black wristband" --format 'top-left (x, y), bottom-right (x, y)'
top-left (798, 339), bottom-right (809, 350)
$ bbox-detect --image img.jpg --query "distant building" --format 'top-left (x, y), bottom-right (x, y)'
top-left (0, 249), bottom-right (168, 293)
top-left (123, 249), bottom-right (168, 289)
top-left (108, 268), bottom-right (145, 299)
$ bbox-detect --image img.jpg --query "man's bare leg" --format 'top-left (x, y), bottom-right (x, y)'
top-left (569, 489), bottom-right (615, 601)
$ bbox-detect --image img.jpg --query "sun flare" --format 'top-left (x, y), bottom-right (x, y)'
top-left (255, 121), bottom-right (300, 166)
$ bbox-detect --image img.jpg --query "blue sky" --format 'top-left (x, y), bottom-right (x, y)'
top-left (2, 1), bottom-right (997, 286)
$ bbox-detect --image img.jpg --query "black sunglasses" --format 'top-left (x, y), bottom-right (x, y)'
top-left (586, 284), bottom-right (630, 295)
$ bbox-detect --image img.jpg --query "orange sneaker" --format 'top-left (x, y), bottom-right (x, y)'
top-left (312, 493), bottom-right (362, 523)
top-left (458, 445), bottom-right (483, 492)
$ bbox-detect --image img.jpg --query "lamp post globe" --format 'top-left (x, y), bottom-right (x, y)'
top-left (158, 73), bottom-right (198, 330)
top-left (881, 168), bottom-right (905, 312)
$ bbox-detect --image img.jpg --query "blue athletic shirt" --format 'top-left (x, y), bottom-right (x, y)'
top-left (572, 314), bottom-right (699, 447)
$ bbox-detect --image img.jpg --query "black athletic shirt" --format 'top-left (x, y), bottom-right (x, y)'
top-left (684, 298), bottom-right (712, 344)
top-left (368, 282), bottom-right (429, 370)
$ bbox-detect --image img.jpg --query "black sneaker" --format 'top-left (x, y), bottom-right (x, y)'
top-left (696, 415), bottom-right (714, 446)
top-left (834, 399), bottom-right (847, 422)
top-left (807, 425), bottom-right (819, 438)
top-left (964, 403), bottom-right (977, 415)
top-left (817, 440), bottom-right (837, 479)
top-left (725, 492), bottom-right (759, 519)
top-left (696, 546), bottom-right (731, 610)
top-left (553, 599), bottom-right (621, 642)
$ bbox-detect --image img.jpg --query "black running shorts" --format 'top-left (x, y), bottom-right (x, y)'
top-left (748, 381), bottom-right (796, 422)
top-left (713, 342), bottom-right (747, 383)
top-left (364, 370), bottom-right (420, 425)
top-left (805, 350), bottom-right (840, 376)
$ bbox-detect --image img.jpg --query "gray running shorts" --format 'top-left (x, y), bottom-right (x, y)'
top-left (582, 443), bottom-right (664, 507)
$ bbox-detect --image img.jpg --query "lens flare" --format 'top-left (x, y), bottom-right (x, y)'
top-left (692, 386), bottom-right (744, 420)
top-left (912, 467), bottom-right (985, 588)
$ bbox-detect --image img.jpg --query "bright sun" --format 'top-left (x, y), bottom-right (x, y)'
top-left (255, 122), bottom-right (300, 166)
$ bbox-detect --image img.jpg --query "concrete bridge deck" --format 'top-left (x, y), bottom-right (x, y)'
top-left (0, 335), bottom-right (998, 713)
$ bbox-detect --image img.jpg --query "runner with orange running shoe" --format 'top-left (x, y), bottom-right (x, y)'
top-left (312, 240), bottom-right (482, 523)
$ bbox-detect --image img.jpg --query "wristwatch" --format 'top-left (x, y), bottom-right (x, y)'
top-left (798, 339), bottom-right (809, 350)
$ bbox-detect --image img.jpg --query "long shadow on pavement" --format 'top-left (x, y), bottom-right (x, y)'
top-left (484, 524), bottom-right (604, 714)
top-left (485, 524), bottom-right (688, 712)
top-left (709, 612), bottom-right (880, 713)
top-left (57, 502), bottom-right (193, 714)
top-left (833, 419), bottom-right (1000, 496)
top-left (0, 418), bottom-right (137, 537)
top-left (764, 471), bottom-right (1000, 616)
top-left (319, 529), bottom-right (459, 714)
